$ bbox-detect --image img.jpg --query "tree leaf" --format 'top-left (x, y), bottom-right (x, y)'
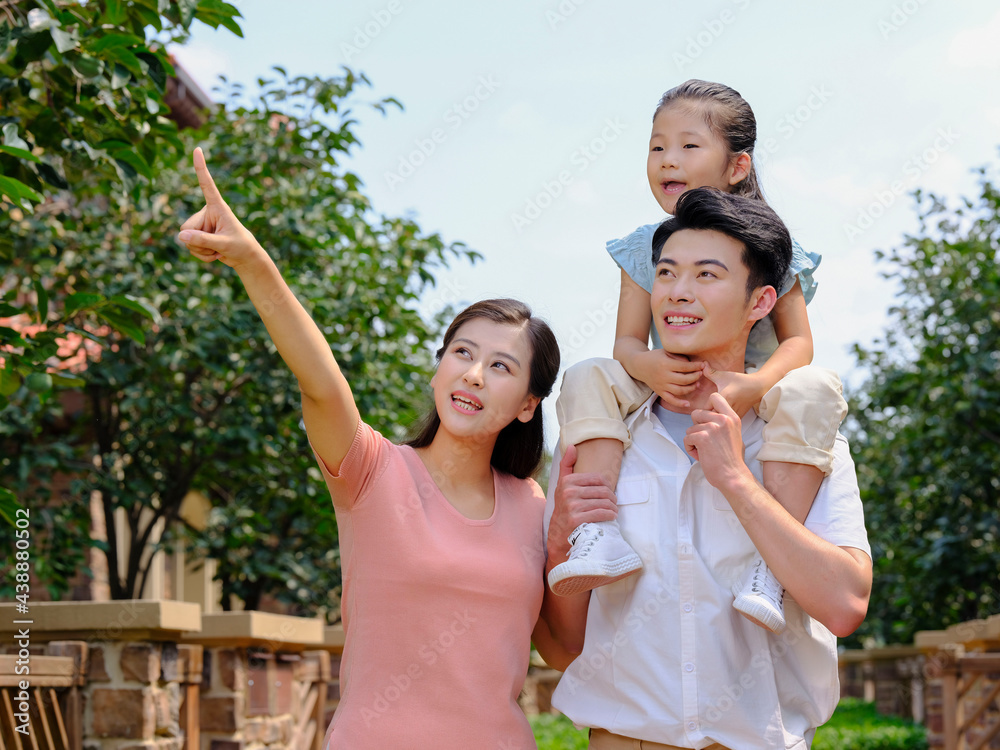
top-left (64, 292), bottom-right (105, 316)
top-left (111, 62), bottom-right (131, 90)
top-left (0, 145), bottom-right (40, 163)
top-left (97, 308), bottom-right (145, 344)
top-left (103, 0), bottom-right (127, 25)
top-left (137, 52), bottom-right (166, 91)
top-left (0, 487), bottom-right (19, 526)
top-left (2, 123), bottom-right (30, 151)
top-left (35, 161), bottom-right (69, 190)
top-left (178, 0), bottom-right (199, 28)
top-left (49, 372), bottom-right (86, 388)
top-left (108, 294), bottom-right (157, 320)
top-left (0, 369), bottom-right (22, 397)
top-left (107, 47), bottom-right (145, 77)
top-left (50, 25), bottom-right (79, 53)
top-left (0, 23), bottom-right (12, 56)
top-left (112, 148), bottom-right (153, 180)
top-left (26, 8), bottom-right (53, 31)
top-left (0, 175), bottom-right (42, 206)
top-left (87, 33), bottom-right (143, 54)
top-left (34, 279), bottom-right (49, 322)
top-left (68, 52), bottom-right (104, 80)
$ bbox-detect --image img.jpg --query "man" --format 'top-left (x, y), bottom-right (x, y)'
top-left (543, 188), bottom-right (872, 749)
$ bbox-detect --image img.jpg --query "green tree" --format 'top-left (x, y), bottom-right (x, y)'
top-left (847, 166), bottom-right (1000, 646)
top-left (0, 69), bottom-right (478, 610)
top-left (0, 0), bottom-right (244, 521)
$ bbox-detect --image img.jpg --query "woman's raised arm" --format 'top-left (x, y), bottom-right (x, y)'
top-left (178, 147), bottom-right (359, 472)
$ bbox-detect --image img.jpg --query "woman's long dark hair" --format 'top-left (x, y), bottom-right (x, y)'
top-left (405, 299), bottom-right (560, 479)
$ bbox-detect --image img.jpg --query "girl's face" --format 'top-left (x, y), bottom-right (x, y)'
top-left (646, 105), bottom-right (748, 215)
top-left (430, 318), bottom-right (539, 443)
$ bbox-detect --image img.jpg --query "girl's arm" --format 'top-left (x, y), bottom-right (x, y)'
top-left (753, 279), bottom-right (813, 386)
top-left (179, 148), bottom-right (359, 473)
top-left (707, 279), bottom-right (814, 416)
top-left (612, 269), bottom-right (702, 407)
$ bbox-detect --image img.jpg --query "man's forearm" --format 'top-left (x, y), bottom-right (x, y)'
top-left (719, 470), bottom-right (871, 637)
top-left (541, 548), bottom-right (591, 655)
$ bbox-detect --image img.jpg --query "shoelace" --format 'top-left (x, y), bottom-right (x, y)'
top-left (749, 561), bottom-right (783, 604)
top-left (566, 524), bottom-right (604, 560)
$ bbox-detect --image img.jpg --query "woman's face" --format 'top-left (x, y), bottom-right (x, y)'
top-left (430, 317), bottom-right (539, 442)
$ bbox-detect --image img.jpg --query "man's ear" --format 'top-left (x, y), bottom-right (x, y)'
top-left (728, 152), bottom-right (752, 187)
top-left (517, 394), bottom-right (541, 423)
top-left (747, 285), bottom-right (777, 322)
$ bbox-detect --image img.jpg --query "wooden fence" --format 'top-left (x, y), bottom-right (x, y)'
top-left (0, 645), bottom-right (84, 750)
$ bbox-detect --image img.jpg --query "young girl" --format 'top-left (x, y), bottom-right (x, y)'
top-left (178, 148), bottom-right (567, 748)
top-left (547, 80), bottom-right (847, 635)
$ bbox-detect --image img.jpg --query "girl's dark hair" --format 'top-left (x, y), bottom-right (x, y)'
top-left (651, 187), bottom-right (791, 297)
top-left (405, 298), bottom-right (560, 480)
top-left (654, 79), bottom-right (768, 204)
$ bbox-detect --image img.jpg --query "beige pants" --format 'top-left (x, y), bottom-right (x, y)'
top-left (588, 727), bottom-right (728, 749)
top-left (556, 358), bottom-right (847, 475)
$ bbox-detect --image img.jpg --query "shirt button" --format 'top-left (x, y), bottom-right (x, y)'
top-left (688, 721), bottom-right (697, 730)
top-left (684, 662), bottom-right (695, 672)
top-left (683, 603), bottom-right (693, 612)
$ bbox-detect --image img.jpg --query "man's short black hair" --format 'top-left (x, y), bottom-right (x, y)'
top-left (651, 187), bottom-right (792, 297)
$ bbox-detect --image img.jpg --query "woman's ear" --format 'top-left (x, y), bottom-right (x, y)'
top-left (516, 394), bottom-right (541, 423)
top-left (728, 152), bottom-right (752, 186)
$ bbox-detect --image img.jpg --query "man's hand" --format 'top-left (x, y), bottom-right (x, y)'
top-left (629, 348), bottom-right (704, 408)
top-left (701, 365), bottom-right (766, 418)
top-left (178, 147), bottom-right (264, 269)
top-left (684, 392), bottom-right (753, 491)
top-left (547, 445), bottom-right (618, 560)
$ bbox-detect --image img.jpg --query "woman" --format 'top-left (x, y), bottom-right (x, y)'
top-left (178, 148), bottom-right (570, 748)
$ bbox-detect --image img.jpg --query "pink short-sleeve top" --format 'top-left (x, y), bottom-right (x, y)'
top-left (316, 421), bottom-right (546, 749)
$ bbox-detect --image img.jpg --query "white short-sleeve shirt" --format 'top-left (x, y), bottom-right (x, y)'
top-left (547, 394), bottom-right (871, 750)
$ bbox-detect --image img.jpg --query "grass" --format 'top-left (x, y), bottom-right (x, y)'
top-left (529, 712), bottom-right (588, 750)
top-left (530, 699), bottom-right (928, 749)
top-left (813, 698), bottom-right (928, 750)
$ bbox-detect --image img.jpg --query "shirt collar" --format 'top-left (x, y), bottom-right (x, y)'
top-left (625, 390), bottom-right (763, 442)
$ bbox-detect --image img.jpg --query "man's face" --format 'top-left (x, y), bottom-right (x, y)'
top-left (650, 228), bottom-right (767, 364)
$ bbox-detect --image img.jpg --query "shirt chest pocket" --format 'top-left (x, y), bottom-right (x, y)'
top-left (615, 473), bottom-right (682, 561)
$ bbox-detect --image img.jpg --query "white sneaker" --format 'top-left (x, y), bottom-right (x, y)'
top-left (732, 556), bottom-right (786, 634)
top-left (547, 521), bottom-right (643, 597)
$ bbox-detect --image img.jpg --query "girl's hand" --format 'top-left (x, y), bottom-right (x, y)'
top-left (178, 147), bottom-right (265, 269)
top-left (631, 348), bottom-right (703, 408)
top-left (701, 365), bottom-right (765, 417)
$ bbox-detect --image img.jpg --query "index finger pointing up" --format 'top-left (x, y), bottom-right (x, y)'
top-left (193, 147), bottom-right (225, 206)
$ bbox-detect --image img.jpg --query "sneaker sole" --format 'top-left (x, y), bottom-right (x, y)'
top-left (548, 554), bottom-right (643, 597)
top-left (732, 595), bottom-right (786, 634)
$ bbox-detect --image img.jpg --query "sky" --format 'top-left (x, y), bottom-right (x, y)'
top-left (172, 0), bottom-right (1000, 443)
